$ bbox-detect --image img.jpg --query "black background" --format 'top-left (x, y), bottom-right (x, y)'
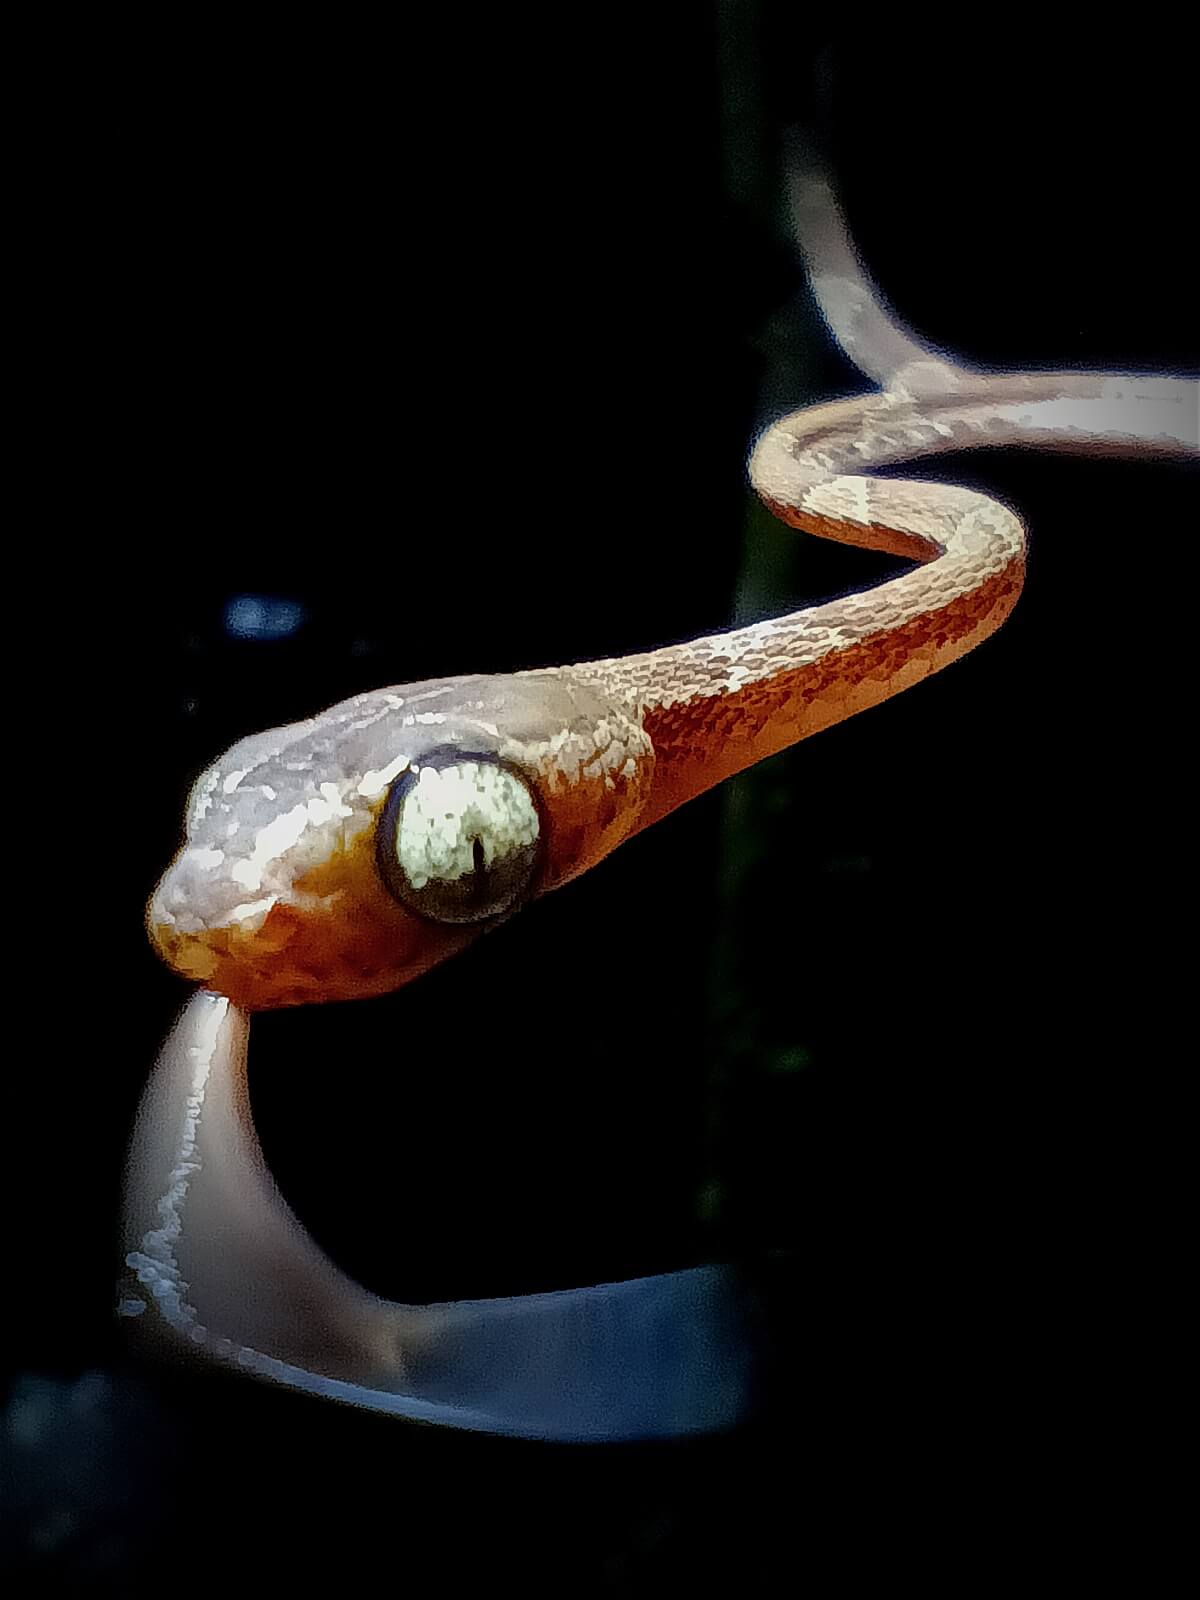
top-left (8, 11), bottom-right (1195, 1591)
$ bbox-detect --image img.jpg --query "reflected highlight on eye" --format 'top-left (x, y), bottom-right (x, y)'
top-left (376, 753), bottom-right (542, 925)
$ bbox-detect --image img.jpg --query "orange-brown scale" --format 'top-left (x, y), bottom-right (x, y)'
top-left (149, 817), bottom-right (476, 1011)
top-left (634, 558), bottom-right (1024, 833)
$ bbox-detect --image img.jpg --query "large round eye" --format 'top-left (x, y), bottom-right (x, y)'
top-left (375, 751), bottom-right (543, 925)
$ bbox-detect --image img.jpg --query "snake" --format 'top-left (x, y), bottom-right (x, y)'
top-left (121, 143), bottom-right (1199, 1441)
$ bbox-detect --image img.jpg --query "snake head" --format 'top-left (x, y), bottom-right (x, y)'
top-left (147, 670), bottom-right (654, 1008)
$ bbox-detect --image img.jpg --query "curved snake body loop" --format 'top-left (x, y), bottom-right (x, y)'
top-left (122, 145), bottom-right (1199, 1440)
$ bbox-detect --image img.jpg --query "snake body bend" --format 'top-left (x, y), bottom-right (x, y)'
top-left (125, 148), bottom-right (1199, 1438)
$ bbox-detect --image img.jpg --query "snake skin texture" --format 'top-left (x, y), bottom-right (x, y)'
top-left (125, 143), bottom-right (1197, 1438)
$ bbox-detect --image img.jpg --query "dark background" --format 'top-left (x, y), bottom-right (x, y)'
top-left (7, 11), bottom-right (1195, 1591)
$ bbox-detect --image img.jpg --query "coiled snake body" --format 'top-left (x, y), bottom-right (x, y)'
top-left (122, 148), bottom-right (1199, 1439)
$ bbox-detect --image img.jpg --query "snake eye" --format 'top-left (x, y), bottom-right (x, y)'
top-left (375, 751), bottom-right (542, 925)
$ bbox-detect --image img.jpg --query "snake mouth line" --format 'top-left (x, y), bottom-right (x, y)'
top-left (119, 991), bottom-right (755, 1441)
